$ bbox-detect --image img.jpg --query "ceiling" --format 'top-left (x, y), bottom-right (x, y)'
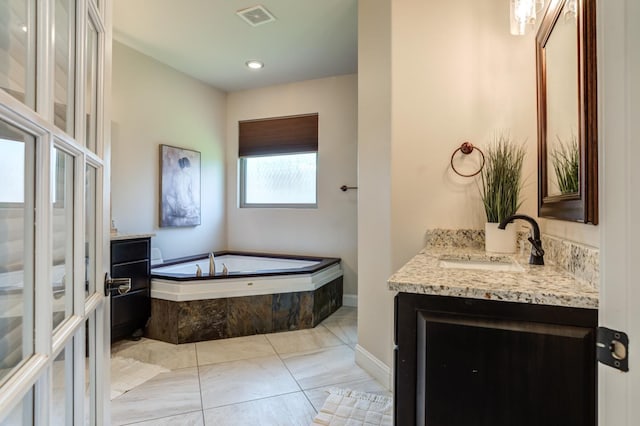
top-left (113, 0), bottom-right (358, 93)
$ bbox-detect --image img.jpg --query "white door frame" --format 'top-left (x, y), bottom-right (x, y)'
top-left (0, 0), bottom-right (112, 424)
top-left (597, 0), bottom-right (640, 424)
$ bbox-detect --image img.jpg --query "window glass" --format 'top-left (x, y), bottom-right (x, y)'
top-left (242, 152), bottom-right (317, 206)
top-left (84, 317), bottom-right (95, 426)
top-left (54, 0), bottom-right (76, 135)
top-left (0, 387), bottom-right (33, 425)
top-left (84, 165), bottom-right (96, 297)
top-left (0, 0), bottom-right (36, 108)
top-left (52, 147), bottom-right (74, 330)
top-left (0, 120), bottom-right (35, 386)
top-left (51, 343), bottom-right (73, 425)
top-left (85, 20), bottom-right (98, 152)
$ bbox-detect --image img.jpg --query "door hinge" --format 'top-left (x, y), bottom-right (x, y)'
top-left (597, 327), bottom-right (629, 372)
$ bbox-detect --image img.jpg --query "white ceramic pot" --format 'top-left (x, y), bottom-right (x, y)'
top-left (484, 222), bottom-right (517, 254)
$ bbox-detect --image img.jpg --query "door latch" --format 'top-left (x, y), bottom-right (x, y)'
top-left (597, 327), bottom-right (629, 372)
top-left (104, 273), bottom-right (132, 296)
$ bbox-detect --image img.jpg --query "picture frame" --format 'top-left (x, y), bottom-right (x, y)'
top-left (159, 144), bottom-right (201, 227)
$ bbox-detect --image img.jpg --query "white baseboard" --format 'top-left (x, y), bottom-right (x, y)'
top-left (354, 344), bottom-right (392, 390)
top-left (342, 294), bottom-right (357, 307)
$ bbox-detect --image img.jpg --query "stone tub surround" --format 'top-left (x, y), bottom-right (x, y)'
top-left (146, 277), bottom-right (343, 344)
top-left (390, 232), bottom-right (598, 309)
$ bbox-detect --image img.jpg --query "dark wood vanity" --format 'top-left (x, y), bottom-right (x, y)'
top-left (110, 235), bottom-right (152, 342)
top-left (394, 293), bottom-right (597, 426)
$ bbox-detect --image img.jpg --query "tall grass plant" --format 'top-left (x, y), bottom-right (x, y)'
top-left (480, 134), bottom-right (526, 223)
top-left (550, 134), bottom-right (579, 194)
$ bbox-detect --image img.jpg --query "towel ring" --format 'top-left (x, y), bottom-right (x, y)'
top-left (450, 142), bottom-right (485, 177)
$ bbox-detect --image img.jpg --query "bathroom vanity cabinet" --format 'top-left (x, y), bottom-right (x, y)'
top-left (110, 236), bottom-right (152, 342)
top-left (394, 293), bottom-right (597, 426)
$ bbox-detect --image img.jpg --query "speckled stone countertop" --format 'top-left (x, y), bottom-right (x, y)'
top-left (388, 244), bottom-right (599, 310)
top-left (111, 233), bottom-right (156, 241)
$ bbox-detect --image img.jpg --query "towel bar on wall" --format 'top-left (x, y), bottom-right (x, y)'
top-left (340, 185), bottom-right (358, 192)
top-left (450, 141), bottom-right (485, 177)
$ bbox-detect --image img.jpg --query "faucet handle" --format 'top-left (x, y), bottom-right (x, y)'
top-left (527, 237), bottom-right (545, 256)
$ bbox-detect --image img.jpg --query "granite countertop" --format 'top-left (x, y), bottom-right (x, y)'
top-left (111, 233), bottom-right (156, 241)
top-left (387, 246), bottom-right (599, 310)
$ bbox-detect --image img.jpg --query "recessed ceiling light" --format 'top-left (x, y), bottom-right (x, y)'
top-left (246, 60), bottom-right (264, 70)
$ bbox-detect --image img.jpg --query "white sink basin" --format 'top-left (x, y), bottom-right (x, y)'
top-left (439, 258), bottom-right (524, 272)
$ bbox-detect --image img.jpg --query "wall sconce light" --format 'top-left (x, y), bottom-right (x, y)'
top-left (510, 0), bottom-right (545, 35)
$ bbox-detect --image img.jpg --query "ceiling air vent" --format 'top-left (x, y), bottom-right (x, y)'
top-left (236, 5), bottom-right (277, 27)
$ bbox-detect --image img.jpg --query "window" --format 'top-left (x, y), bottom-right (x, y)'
top-left (0, 138), bottom-right (26, 203)
top-left (239, 114), bottom-right (318, 208)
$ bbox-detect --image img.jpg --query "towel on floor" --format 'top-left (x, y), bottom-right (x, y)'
top-left (110, 356), bottom-right (169, 399)
top-left (312, 388), bottom-right (393, 426)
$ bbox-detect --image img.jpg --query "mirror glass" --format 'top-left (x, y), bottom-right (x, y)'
top-left (536, 0), bottom-right (597, 224)
top-left (545, 3), bottom-right (579, 196)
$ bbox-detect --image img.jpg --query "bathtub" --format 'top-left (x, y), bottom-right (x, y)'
top-left (151, 252), bottom-right (342, 301)
top-left (147, 251), bottom-right (343, 343)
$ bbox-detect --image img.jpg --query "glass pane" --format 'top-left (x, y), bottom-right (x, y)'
top-left (0, 120), bottom-right (35, 385)
top-left (85, 20), bottom-right (98, 152)
top-left (51, 343), bottom-right (73, 426)
top-left (52, 147), bottom-right (74, 330)
top-left (84, 165), bottom-right (96, 297)
top-left (84, 318), bottom-right (95, 426)
top-left (0, 0), bottom-right (36, 108)
top-left (244, 153), bottom-right (317, 205)
top-left (54, 0), bottom-right (76, 135)
top-left (0, 387), bottom-right (33, 425)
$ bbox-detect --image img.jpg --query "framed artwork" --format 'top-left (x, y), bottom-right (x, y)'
top-left (159, 144), bottom-right (201, 227)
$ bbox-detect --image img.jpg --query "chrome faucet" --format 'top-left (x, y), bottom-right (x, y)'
top-left (498, 214), bottom-right (545, 265)
top-left (209, 252), bottom-right (216, 276)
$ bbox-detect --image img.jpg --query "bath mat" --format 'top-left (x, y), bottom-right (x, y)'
top-left (110, 356), bottom-right (169, 399)
top-left (311, 388), bottom-right (393, 426)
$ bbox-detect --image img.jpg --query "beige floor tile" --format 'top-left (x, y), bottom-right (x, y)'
top-left (195, 334), bottom-right (275, 366)
top-left (203, 392), bottom-right (316, 426)
top-left (265, 326), bottom-right (344, 355)
top-left (323, 306), bottom-right (357, 323)
top-left (323, 321), bottom-right (357, 347)
top-left (199, 355), bottom-right (300, 409)
top-left (280, 345), bottom-right (372, 390)
top-left (111, 367), bottom-right (202, 425)
top-left (321, 307), bottom-right (358, 346)
top-left (111, 338), bottom-right (197, 370)
top-left (125, 410), bottom-right (204, 426)
top-left (304, 377), bottom-right (392, 411)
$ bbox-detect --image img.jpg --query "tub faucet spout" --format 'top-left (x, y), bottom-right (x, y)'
top-left (498, 214), bottom-right (545, 265)
top-left (209, 252), bottom-right (216, 276)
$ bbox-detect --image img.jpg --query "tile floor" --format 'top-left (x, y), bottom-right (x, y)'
top-left (109, 307), bottom-right (391, 426)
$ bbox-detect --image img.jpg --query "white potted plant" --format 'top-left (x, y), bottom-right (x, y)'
top-left (479, 134), bottom-right (526, 253)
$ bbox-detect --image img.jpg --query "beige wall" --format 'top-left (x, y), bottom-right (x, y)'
top-left (357, 0), bottom-right (598, 381)
top-left (357, 0), bottom-right (394, 384)
top-left (225, 75), bottom-right (358, 297)
top-left (111, 42), bottom-right (227, 260)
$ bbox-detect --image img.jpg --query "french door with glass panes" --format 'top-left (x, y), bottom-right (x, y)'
top-left (0, 0), bottom-right (112, 424)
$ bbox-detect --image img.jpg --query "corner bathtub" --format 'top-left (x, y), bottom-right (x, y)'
top-left (147, 251), bottom-right (343, 344)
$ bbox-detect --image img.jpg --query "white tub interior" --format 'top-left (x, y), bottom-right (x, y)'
top-left (152, 254), bottom-right (319, 276)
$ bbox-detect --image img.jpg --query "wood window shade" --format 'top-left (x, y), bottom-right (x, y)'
top-left (239, 113), bottom-right (318, 157)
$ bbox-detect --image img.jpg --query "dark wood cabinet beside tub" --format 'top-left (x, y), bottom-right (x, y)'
top-left (110, 236), bottom-right (152, 342)
top-left (394, 293), bottom-right (597, 426)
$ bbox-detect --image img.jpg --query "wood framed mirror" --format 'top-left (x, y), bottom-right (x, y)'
top-left (536, 0), bottom-right (597, 224)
